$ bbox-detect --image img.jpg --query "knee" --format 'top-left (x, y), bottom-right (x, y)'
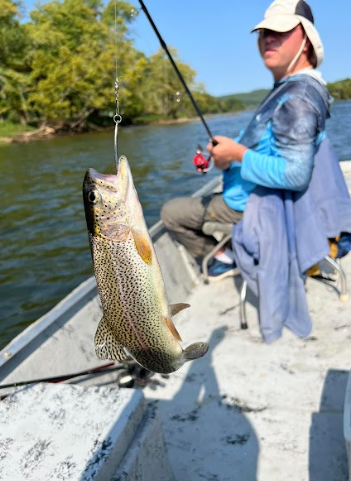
top-left (160, 198), bottom-right (181, 229)
top-left (160, 197), bottom-right (187, 230)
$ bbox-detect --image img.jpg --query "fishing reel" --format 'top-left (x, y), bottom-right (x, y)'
top-left (116, 360), bottom-right (169, 389)
top-left (192, 145), bottom-right (212, 174)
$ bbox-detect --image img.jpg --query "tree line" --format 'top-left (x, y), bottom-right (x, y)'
top-left (327, 79), bottom-right (351, 101)
top-left (0, 0), bottom-right (244, 132)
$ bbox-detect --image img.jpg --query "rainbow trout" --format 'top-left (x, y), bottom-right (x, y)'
top-left (83, 156), bottom-right (209, 374)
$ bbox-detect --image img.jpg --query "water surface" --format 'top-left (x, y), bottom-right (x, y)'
top-left (1, 102), bottom-right (350, 349)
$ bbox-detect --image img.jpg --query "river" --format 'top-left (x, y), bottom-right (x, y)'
top-left (1, 101), bottom-right (351, 350)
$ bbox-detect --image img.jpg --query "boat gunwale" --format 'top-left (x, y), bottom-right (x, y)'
top-left (2, 158), bottom-right (349, 374)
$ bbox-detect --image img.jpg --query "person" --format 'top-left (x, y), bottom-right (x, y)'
top-left (161, 0), bottom-right (331, 280)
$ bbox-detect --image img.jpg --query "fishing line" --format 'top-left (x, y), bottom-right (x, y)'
top-left (113, 0), bottom-right (122, 168)
top-left (137, 0), bottom-right (218, 148)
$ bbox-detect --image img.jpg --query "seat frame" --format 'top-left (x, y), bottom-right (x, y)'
top-left (201, 221), bottom-right (349, 331)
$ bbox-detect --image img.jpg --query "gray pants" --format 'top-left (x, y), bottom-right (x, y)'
top-left (160, 194), bottom-right (243, 260)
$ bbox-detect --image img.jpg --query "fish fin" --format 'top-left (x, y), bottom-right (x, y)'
top-left (132, 228), bottom-right (152, 265)
top-left (94, 316), bottom-right (128, 361)
top-left (183, 342), bottom-right (209, 361)
top-left (164, 316), bottom-right (183, 342)
top-left (170, 303), bottom-right (190, 317)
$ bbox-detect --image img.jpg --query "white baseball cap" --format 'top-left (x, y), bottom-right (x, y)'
top-left (251, 0), bottom-right (324, 67)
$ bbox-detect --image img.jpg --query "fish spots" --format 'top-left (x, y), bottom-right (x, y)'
top-left (94, 316), bottom-right (128, 361)
top-left (90, 236), bottom-right (181, 372)
top-left (83, 157), bottom-right (208, 373)
top-left (83, 170), bottom-right (128, 240)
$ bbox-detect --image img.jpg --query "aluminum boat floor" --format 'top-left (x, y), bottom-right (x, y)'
top-left (144, 254), bottom-right (351, 481)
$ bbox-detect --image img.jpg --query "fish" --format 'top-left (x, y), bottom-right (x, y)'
top-left (82, 156), bottom-right (209, 374)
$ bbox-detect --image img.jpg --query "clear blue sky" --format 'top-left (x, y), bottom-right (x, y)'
top-left (23, 0), bottom-right (351, 96)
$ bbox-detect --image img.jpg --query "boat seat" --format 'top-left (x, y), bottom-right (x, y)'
top-left (201, 221), bottom-right (349, 332)
top-left (201, 222), bottom-right (237, 284)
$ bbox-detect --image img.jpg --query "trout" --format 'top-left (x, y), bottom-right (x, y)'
top-left (83, 156), bottom-right (209, 374)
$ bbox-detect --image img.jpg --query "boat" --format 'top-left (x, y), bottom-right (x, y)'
top-left (0, 162), bottom-right (351, 481)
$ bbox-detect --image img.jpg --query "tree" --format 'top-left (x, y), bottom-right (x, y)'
top-left (26, 0), bottom-right (138, 129)
top-left (327, 78), bottom-right (351, 101)
top-left (0, 0), bottom-right (31, 123)
top-left (137, 48), bottom-right (198, 120)
top-left (1, 0), bottom-right (246, 130)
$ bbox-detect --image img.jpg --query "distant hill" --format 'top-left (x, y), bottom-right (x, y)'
top-left (217, 89), bottom-right (270, 108)
top-left (217, 77), bottom-right (351, 108)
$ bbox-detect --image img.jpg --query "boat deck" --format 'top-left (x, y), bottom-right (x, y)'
top-left (1, 164), bottom-right (350, 481)
top-left (144, 254), bottom-right (351, 481)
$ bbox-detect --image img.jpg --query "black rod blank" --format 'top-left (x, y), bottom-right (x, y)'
top-left (137, 0), bottom-right (217, 144)
top-left (0, 362), bottom-right (123, 390)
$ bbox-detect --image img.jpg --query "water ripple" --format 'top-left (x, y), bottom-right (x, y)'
top-left (0, 101), bottom-right (350, 349)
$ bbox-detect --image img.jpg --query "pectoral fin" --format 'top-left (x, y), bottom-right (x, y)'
top-left (170, 303), bottom-right (190, 316)
top-left (164, 316), bottom-right (182, 342)
top-left (132, 228), bottom-right (152, 265)
top-left (94, 316), bottom-right (128, 361)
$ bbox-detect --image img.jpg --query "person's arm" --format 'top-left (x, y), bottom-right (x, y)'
top-left (240, 96), bottom-right (320, 191)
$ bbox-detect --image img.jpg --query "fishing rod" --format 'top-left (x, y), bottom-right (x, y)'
top-left (137, 0), bottom-right (217, 173)
top-left (0, 362), bottom-right (119, 390)
top-left (0, 361), bottom-right (159, 399)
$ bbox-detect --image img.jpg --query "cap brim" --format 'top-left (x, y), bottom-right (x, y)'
top-left (251, 15), bottom-right (300, 33)
top-left (251, 14), bottom-right (324, 67)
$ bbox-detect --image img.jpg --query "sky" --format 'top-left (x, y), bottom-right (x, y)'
top-left (22, 0), bottom-right (351, 97)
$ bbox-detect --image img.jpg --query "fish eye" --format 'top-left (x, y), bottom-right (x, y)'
top-left (88, 190), bottom-right (100, 204)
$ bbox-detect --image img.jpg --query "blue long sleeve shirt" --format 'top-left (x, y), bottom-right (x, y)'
top-left (222, 73), bottom-right (332, 211)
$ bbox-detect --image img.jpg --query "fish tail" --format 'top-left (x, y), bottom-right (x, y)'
top-left (183, 342), bottom-right (209, 361)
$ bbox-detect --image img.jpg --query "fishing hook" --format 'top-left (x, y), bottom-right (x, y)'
top-left (114, 77), bottom-right (122, 165)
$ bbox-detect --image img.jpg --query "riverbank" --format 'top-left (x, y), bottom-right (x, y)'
top-left (0, 126), bottom-right (57, 144)
top-left (0, 123), bottom-right (101, 144)
top-left (0, 111), bottom-right (244, 145)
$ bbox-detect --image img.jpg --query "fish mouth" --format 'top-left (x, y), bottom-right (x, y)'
top-left (86, 157), bottom-right (132, 195)
top-left (86, 168), bottom-right (118, 193)
top-left (83, 159), bottom-right (133, 241)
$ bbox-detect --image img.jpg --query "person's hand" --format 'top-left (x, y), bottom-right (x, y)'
top-left (206, 136), bottom-right (248, 170)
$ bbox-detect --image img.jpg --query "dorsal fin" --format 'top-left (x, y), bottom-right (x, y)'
top-left (94, 316), bottom-right (128, 361)
top-left (164, 316), bottom-right (182, 342)
top-left (170, 303), bottom-right (190, 317)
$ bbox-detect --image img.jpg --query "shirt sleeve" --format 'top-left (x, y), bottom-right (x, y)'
top-left (240, 95), bottom-right (320, 191)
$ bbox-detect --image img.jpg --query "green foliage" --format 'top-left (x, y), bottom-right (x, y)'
top-left (135, 48), bottom-right (196, 119)
top-left (27, 0), bottom-right (121, 126)
top-left (0, 0), bottom-right (246, 132)
top-left (327, 78), bottom-right (351, 101)
top-left (0, 0), bottom-right (32, 123)
top-left (218, 96), bottom-right (245, 112)
top-left (0, 120), bottom-right (35, 137)
top-left (5, 0), bottom-right (349, 135)
top-left (218, 89), bottom-right (270, 109)
top-left (0, 0), bottom-right (248, 132)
